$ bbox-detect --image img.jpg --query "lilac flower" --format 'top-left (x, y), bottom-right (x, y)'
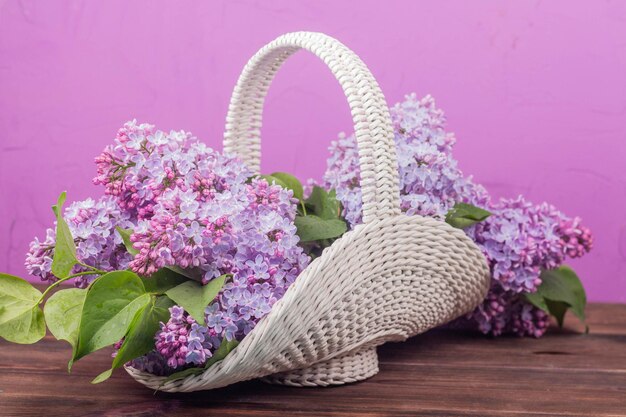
top-left (323, 93), bottom-right (592, 337)
top-left (150, 306), bottom-right (216, 369)
top-left (25, 196), bottom-right (135, 287)
top-left (92, 121), bottom-right (310, 373)
top-left (324, 94), bottom-right (489, 226)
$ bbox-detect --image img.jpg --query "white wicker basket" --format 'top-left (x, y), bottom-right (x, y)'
top-left (126, 31), bottom-right (490, 392)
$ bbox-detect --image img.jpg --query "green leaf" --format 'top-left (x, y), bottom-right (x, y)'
top-left (524, 265), bottom-right (587, 329)
top-left (73, 271), bottom-right (150, 362)
top-left (51, 192), bottom-right (78, 278)
top-left (540, 266), bottom-right (587, 322)
top-left (44, 288), bottom-right (87, 352)
top-left (141, 268), bottom-right (188, 294)
top-left (165, 265), bottom-right (203, 282)
top-left (270, 172), bottom-right (304, 201)
top-left (204, 338), bottom-right (238, 369)
top-left (524, 291), bottom-right (549, 311)
top-left (93, 296), bottom-right (174, 384)
top-left (116, 227), bottom-right (138, 256)
top-left (545, 300), bottom-right (569, 328)
top-left (91, 369), bottom-right (113, 384)
top-left (0, 305), bottom-right (46, 344)
top-left (0, 274), bottom-right (46, 344)
top-left (306, 186), bottom-right (341, 220)
top-left (445, 202), bottom-right (491, 229)
top-left (165, 275), bottom-right (227, 325)
top-left (112, 296), bottom-right (173, 368)
top-left (258, 174), bottom-right (287, 189)
top-left (163, 338), bottom-right (239, 384)
top-left (294, 215), bottom-right (348, 243)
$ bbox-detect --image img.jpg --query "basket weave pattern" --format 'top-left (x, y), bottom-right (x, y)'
top-left (126, 32), bottom-right (490, 392)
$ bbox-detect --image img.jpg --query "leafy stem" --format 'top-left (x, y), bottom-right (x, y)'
top-left (39, 270), bottom-right (104, 303)
top-left (77, 260), bottom-right (106, 275)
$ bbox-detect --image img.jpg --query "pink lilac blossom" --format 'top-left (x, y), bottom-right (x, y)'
top-left (91, 121), bottom-right (309, 374)
top-left (24, 196), bottom-right (135, 288)
top-left (93, 120), bottom-right (199, 220)
top-left (323, 93), bottom-right (592, 337)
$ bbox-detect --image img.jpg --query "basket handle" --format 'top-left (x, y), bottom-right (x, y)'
top-left (223, 32), bottom-right (400, 224)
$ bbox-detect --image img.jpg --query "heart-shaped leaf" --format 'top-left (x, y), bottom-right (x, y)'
top-left (445, 202), bottom-right (491, 229)
top-left (294, 215), bottom-right (347, 243)
top-left (110, 297), bottom-right (172, 371)
top-left (525, 265), bottom-right (587, 329)
top-left (73, 271), bottom-right (150, 362)
top-left (165, 274), bottom-right (227, 325)
top-left (44, 288), bottom-right (87, 352)
top-left (0, 274), bottom-right (46, 344)
top-left (51, 192), bottom-right (78, 278)
top-left (93, 295), bottom-right (174, 384)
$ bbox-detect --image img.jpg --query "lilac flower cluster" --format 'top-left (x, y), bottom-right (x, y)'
top-left (153, 306), bottom-right (217, 369)
top-left (325, 94), bottom-right (490, 226)
top-left (93, 120), bottom-right (199, 219)
top-left (25, 196), bottom-right (135, 288)
top-left (323, 94), bottom-right (592, 337)
top-left (463, 197), bottom-right (592, 336)
top-left (90, 121), bottom-right (309, 373)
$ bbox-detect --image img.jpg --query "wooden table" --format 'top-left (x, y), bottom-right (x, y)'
top-left (1, 304), bottom-right (625, 416)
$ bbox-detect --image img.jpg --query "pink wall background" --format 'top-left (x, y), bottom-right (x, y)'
top-left (1, 1), bottom-right (625, 302)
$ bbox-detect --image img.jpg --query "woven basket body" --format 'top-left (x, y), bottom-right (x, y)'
top-left (126, 31), bottom-right (490, 392)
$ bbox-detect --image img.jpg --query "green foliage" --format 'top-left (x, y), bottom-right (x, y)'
top-left (165, 275), bottom-right (227, 325)
top-left (293, 186), bottom-right (347, 244)
top-left (0, 274), bottom-right (46, 344)
top-left (305, 186), bottom-right (341, 220)
top-left (165, 265), bottom-right (204, 282)
top-left (51, 192), bottom-right (78, 278)
top-left (44, 288), bottom-right (87, 353)
top-left (445, 202), bottom-right (491, 229)
top-left (115, 227), bottom-right (138, 256)
top-left (141, 268), bottom-right (188, 293)
top-left (93, 296), bottom-right (174, 384)
top-left (205, 338), bottom-right (239, 367)
top-left (269, 172), bottom-right (304, 201)
top-left (294, 215), bottom-right (347, 242)
top-left (91, 369), bottom-right (113, 384)
top-left (525, 265), bottom-right (588, 330)
top-left (73, 271), bottom-right (151, 362)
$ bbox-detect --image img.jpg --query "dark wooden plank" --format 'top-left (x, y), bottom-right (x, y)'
top-left (0, 303), bottom-right (624, 416)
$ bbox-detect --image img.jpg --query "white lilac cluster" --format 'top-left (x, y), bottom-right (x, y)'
top-left (25, 196), bottom-right (135, 288)
top-left (323, 94), bottom-right (592, 337)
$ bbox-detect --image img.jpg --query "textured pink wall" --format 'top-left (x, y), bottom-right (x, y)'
top-left (1, 1), bottom-right (625, 302)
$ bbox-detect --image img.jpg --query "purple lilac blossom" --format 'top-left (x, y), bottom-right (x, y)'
top-left (92, 121), bottom-right (309, 374)
top-left (324, 94), bottom-right (490, 226)
top-left (25, 196), bottom-right (135, 288)
top-left (323, 93), bottom-right (592, 337)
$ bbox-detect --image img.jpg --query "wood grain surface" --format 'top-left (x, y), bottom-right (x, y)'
top-left (1, 303), bottom-right (624, 416)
